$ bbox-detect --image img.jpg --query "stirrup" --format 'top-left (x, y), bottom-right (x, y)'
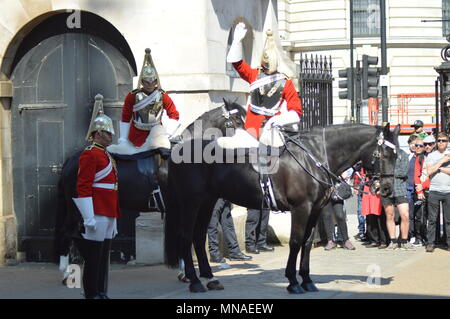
top-left (260, 178), bottom-right (278, 211)
top-left (148, 186), bottom-right (166, 216)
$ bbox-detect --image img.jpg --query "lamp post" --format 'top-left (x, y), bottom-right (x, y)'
top-left (434, 37), bottom-right (450, 134)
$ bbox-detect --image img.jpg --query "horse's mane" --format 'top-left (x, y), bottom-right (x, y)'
top-left (298, 123), bottom-right (382, 138)
top-left (195, 101), bottom-right (246, 121)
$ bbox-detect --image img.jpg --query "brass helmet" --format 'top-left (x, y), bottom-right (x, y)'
top-left (260, 30), bottom-right (278, 74)
top-left (85, 94), bottom-right (115, 141)
top-left (141, 65), bottom-right (158, 83)
top-left (137, 48), bottom-right (161, 89)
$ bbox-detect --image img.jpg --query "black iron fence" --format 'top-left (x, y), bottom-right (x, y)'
top-left (298, 54), bottom-right (334, 130)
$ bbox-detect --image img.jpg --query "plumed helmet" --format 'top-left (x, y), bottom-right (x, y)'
top-left (137, 48), bottom-right (161, 89)
top-left (261, 30), bottom-right (278, 74)
top-left (141, 65), bottom-right (157, 83)
top-left (85, 94), bottom-right (115, 140)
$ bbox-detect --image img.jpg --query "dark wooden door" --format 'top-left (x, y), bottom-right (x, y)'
top-left (11, 33), bottom-right (134, 261)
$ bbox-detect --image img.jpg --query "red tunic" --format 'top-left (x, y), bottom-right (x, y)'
top-left (76, 143), bottom-right (121, 218)
top-left (232, 60), bottom-right (302, 138)
top-left (121, 90), bottom-right (179, 147)
top-left (360, 170), bottom-right (382, 216)
top-left (414, 155), bottom-right (430, 195)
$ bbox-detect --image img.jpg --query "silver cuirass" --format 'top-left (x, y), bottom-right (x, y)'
top-left (133, 90), bottom-right (163, 130)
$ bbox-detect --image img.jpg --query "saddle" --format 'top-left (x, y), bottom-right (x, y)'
top-left (110, 149), bottom-right (167, 214)
top-left (211, 140), bottom-right (283, 211)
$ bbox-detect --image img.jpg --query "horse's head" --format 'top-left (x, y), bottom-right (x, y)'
top-left (362, 123), bottom-right (400, 197)
top-left (219, 99), bottom-right (246, 135)
top-left (182, 100), bottom-right (246, 140)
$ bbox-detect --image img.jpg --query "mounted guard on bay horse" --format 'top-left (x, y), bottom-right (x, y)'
top-left (164, 23), bottom-right (400, 293)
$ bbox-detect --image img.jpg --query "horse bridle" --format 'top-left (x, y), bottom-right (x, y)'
top-left (220, 105), bottom-right (245, 130)
top-left (276, 127), bottom-right (396, 194)
top-left (369, 132), bottom-right (396, 179)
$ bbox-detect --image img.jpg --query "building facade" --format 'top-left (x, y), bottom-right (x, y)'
top-left (0, 0), bottom-right (280, 264)
top-left (278, 0), bottom-right (448, 126)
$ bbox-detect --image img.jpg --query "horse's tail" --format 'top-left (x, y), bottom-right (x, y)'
top-left (54, 175), bottom-right (71, 258)
top-left (164, 176), bottom-right (181, 269)
top-left (54, 154), bottom-right (80, 260)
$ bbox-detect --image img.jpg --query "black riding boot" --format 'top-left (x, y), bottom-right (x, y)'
top-left (98, 239), bottom-right (112, 299)
top-left (74, 238), bottom-right (103, 299)
top-left (257, 146), bottom-right (272, 210)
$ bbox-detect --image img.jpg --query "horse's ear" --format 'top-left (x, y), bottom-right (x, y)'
top-left (222, 98), bottom-right (229, 109)
top-left (383, 122), bottom-right (391, 136)
top-left (393, 124), bottom-right (400, 136)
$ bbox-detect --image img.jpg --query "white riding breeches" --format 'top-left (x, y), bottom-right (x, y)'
top-left (107, 124), bottom-right (170, 155)
top-left (217, 123), bottom-right (286, 150)
top-left (82, 215), bottom-right (117, 242)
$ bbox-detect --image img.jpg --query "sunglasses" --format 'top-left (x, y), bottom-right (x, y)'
top-left (414, 144), bottom-right (424, 148)
top-left (437, 139), bottom-right (449, 143)
top-left (424, 142), bottom-right (435, 146)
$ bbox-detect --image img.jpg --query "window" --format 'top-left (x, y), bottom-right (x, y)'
top-left (353, 0), bottom-right (381, 37)
top-left (443, 0), bottom-right (450, 37)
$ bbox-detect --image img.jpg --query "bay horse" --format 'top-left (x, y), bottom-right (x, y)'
top-left (164, 122), bottom-right (400, 293)
top-left (54, 102), bottom-right (246, 263)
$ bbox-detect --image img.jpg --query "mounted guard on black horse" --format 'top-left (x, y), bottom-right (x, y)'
top-left (164, 23), bottom-right (400, 293)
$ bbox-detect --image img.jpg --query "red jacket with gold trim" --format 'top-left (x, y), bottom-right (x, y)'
top-left (121, 90), bottom-right (179, 147)
top-left (232, 60), bottom-right (302, 138)
top-left (76, 143), bottom-right (121, 218)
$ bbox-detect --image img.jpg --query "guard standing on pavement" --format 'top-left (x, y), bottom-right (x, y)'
top-left (72, 95), bottom-right (121, 299)
top-left (208, 199), bottom-right (252, 262)
top-left (245, 208), bottom-right (274, 254)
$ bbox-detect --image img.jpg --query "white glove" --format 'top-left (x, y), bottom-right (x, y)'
top-left (264, 111), bottom-right (300, 129)
top-left (165, 118), bottom-right (181, 137)
top-left (72, 197), bottom-right (96, 230)
top-left (232, 22), bottom-right (247, 43)
top-left (226, 22), bottom-right (247, 63)
top-left (59, 255), bottom-right (69, 272)
top-left (118, 121), bottom-right (131, 144)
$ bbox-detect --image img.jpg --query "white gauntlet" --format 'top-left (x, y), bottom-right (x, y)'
top-left (72, 197), bottom-right (96, 230)
top-left (226, 22), bottom-right (247, 63)
top-left (165, 118), bottom-right (181, 137)
top-left (118, 121), bottom-right (131, 144)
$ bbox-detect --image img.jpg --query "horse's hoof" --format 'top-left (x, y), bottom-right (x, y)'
top-left (177, 272), bottom-right (190, 283)
top-left (287, 284), bottom-right (305, 294)
top-left (206, 280), bottom-right (224, 291)
top-left (301, 282), bottom-right (319, 292)
top-left (189, 282), bottom-right (207, 293)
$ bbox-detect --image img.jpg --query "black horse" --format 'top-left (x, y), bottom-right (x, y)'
top-left (54, 101), bottom-right (246, 261)
top-left (164, 122), bottom-right (400, 293)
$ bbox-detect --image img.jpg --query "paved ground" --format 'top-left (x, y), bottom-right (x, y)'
top-left (0, 215), bottom-right (449, 299)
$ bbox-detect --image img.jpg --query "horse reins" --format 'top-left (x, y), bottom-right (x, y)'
top-left (276, 126), bottom-right (378, 194)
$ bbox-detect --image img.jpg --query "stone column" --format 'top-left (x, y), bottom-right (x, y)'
top-left (0, 106), bottom-right (17, 265)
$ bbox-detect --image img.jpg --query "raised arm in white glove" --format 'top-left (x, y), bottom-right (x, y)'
top-left (226, 22), bottom-right (247, 63)
top-left (118, 121), bottom-right (131, 144)
top-left (72, 197), bottom-right (96, 230)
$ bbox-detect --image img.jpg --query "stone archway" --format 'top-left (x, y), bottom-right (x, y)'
top-left (1, 10), bottom-right (137, 262)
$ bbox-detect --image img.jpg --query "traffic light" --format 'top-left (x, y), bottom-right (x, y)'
top-left (338, 68), bottom-right (353, 100)
top-left (362, 54), bottom-right (379, 99)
